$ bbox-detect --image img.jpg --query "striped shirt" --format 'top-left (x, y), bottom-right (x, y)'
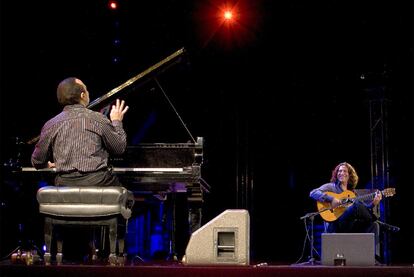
top-left (31, 104), bottom-right (127, 173)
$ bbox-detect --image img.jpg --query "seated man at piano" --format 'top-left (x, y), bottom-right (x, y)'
top-left (31, 77), bottom-right (130, 263)
top-left (31, 77), bottom-right (129, 186)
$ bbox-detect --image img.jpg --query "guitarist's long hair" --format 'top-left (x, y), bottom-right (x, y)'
top-left (330, 162), bottom-right (359, 189)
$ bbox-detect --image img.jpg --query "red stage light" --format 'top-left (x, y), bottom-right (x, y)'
top-left (223, 10), bottom-right (233, 21)
top-left (108, 1), bottom-right (118, 10)
top-left (219, 6), bottom-right (239, 25)
top-left (193, 1), bottom-right (261, 49)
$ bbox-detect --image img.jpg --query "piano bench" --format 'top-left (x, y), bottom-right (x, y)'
top-left (36, 186), bottom-right (134, 266)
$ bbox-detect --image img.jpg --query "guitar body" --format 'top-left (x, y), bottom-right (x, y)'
top-left (317, 190), bottom-right (356, 222)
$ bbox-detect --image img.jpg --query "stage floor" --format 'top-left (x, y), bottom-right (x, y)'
top-left (1, 261), bottom-right (413, 277)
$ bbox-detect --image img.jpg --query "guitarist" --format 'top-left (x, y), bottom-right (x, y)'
top-left (309, 162), bottom-right (382, 250)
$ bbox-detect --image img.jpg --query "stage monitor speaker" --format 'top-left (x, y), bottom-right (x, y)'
top-left (182, 209), bottom-right (250, 265)
top-left (321, 233), bottom-right (375, 266)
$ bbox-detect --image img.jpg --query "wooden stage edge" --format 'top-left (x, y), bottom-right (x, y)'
top-left (1, 262), bottom-right (414, 277)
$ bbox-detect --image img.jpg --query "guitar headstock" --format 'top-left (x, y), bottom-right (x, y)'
top-left (382, 188), bottom-right (396, 197)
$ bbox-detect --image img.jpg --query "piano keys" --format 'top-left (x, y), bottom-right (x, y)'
top-left (20, 167), bottom-right (185, 172)
top-left (18, 137), bottom-right (208, 198)
top-left (19, 167), bottom-right (205, 195)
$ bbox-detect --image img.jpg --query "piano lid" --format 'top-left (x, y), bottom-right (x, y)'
top-left (26, 47), bottom-right (194, 145)
top-left (92, 47), bottom-right (198, 145)
top-left (87, 48), bottom-right (186, 110)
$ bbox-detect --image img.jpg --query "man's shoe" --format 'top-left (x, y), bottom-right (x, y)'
top-left (375, 255), bottom-right (385, 266)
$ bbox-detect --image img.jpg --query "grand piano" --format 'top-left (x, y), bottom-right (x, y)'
top-left (16, 48), bottom-right (209, 259)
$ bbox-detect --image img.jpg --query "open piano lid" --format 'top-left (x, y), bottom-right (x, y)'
top-left (26, 47), bottom-right (195, 146)
top-left (86, 48), bottom-right (205, 183)
top-left (87, 47), bottom-right (198, 145)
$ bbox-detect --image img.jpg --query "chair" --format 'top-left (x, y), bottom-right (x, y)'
top-left (322, 189), bottom-right (380, 256)
top-left (37, 186), bottom-right (134, 265)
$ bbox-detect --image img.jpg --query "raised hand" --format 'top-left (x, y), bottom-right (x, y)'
top-left (110, 99), bottom-right (129, 122)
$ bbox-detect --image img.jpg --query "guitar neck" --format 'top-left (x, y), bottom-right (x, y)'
top-left (355, 191), bottom-right (377, 203)
top-left (354, 188), bottom-right (394, 203)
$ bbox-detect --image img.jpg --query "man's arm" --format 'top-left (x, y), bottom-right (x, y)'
top-left (310, 183), bottom-right (335, 202)
top-left (31, 127), bottom-right (53, 169)
top-left (310, 183), bottom-right (346, 209)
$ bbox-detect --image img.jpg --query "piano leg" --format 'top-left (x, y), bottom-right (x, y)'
top-left (188, 206), bottom-right (202, 233)
top-left (166, 190), bottom-right (203, 261)
top-left (169, 185), bottom-right (203, 260)
top-left (167, 192), bottom-right (178, 261)
top-left (187, 184), bottom-right (204, 233)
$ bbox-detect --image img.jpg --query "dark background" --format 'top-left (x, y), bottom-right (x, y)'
top-left (1, 0), bottom-right (413, 264)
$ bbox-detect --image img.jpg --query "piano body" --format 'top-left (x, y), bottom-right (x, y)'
top-left (110, 137), bottom-right (205, 200)
top-left (21, 137), bottom-right (207, 202)
top-left (18, 48), bottom-right (209, 259)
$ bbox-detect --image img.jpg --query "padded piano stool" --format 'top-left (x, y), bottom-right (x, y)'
top-left (36, 186), bottom-right (134, 266)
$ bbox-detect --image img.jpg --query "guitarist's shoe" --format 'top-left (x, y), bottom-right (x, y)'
top-left (376, 220), bottom-right (400, 233)
top-left (375, 255), bottom-right (386, 266)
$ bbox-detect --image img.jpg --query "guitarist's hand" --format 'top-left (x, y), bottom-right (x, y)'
top-left (372, 190), bottom-right (382, 206)
top-left (331, 198), bottom-right (342, 209)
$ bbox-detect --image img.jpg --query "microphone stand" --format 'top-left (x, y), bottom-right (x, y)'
top-left (298, 209), bottom-right (329, 266)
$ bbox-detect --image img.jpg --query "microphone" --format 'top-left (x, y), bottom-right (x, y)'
top-left (377, 221), bottom-right (400, 232)
top-left (390, 226), bottom-right (400, 232)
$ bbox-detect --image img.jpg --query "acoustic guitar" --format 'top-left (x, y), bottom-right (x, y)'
top-left (316, 188), bottom-right (396, 222)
